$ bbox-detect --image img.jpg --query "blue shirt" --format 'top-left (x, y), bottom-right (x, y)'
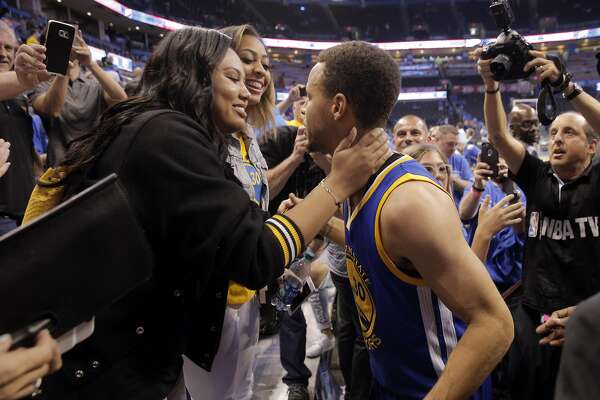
top-left (31, 114), bottom-right (47, 154)
top-left (252, 110), bottom-right (288, 142)
top-left (344, 154), bottom-right (491, 399)
top-left (449, 152), bottom-right (473, 205)
top-left (463, 143), bottom-right (481, 168)
top-left (463, 182), bottom-right (525, 291)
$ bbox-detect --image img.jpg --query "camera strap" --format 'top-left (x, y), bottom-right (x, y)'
top-left (537, 82), bottom-right (559, 126)
top-left (537, 55), bottom-right (565, 126)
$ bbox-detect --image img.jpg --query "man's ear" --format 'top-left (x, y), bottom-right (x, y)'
top-left (588, 138), bottom-right (598, 156)
top-left (331, 93), bottom-right (348, 121)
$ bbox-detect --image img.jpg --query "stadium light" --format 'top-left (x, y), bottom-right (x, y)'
top-left (93, 0), bottom-right (600, 51)
top-left (277, 91), bottom-right (447, 102)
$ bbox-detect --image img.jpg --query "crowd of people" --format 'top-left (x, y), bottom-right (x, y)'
top-left (0, 13), bottom-right (599, 400)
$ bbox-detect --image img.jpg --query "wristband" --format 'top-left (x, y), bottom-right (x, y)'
top-left (552, 73), bottom-right (571, 94)
top-left (471, 187), bottom-right (483, 200)
top-left (485, 86), bottom-right (500, 94)
top-left (320, 179), bottom-right (342, 207)
top-left (471, 184), bottom-right (485, 192)
top-left (564, 83), bottom-right (583, 101)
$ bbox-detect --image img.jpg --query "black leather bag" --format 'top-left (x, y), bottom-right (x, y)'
top-left (0, 173), bottom-right (154, 338)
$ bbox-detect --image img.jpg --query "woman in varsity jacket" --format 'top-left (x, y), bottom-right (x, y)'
top-left (32, 27), bottom-right (389, 400)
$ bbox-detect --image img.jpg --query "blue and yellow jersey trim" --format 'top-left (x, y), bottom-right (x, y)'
top-left (347, 155), bottom-right (452, 287)
top-left (374, 173), bottom-right (450, 286)
top-left (235, 133), bottom-right (250, 162)
top-left (266, 213), bottom-right (305, 267)
top-left (346, 155), bottom-right (412, 230)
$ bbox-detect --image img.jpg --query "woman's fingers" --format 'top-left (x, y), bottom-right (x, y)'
top-left (0, 363), bottom-right (49, 400)
top-left (480, 195), bottom-right (491, 210)
top-left (493, 194), bottom-right (514, 209)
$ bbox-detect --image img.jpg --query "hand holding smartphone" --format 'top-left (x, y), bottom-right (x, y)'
top-left (71, 29), bottom-right (93, 67)
top-left (8, 318), bottom-right (53, 350)
top-left (44, 20), bottom-right (76, 76)
top-left (480, 142), bottom-right (499, 178)
top-left (299, 85), bottom-right (307, 97)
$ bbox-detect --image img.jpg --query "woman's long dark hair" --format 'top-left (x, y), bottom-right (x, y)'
top-left (62, 27), bottom-right (232, 173)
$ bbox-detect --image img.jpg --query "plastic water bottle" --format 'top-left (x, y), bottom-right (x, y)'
top-left (271, 248), bottom-right (316, 312)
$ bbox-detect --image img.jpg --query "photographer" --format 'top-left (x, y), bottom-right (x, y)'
top-left (476, 48), bottom-right (600, 399)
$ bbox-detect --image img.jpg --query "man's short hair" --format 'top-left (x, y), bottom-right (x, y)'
top-left (436, 124), bottom-right (459, 138)
top-left (0, 21), bottom-right (17, 46)
top-left (509, 103), bottom-right (536, 122)
top-left (513, 103), bottom-right (535, 113)
top-left (317, 41), bottom-right (401, 130)
top-left (560, 112), bottom-right (599, 143)
top-left (394, 115), bottom-right (428, 133)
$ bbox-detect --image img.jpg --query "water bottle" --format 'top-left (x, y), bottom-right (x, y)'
top-left (271, 248), bottom-right (316, 312)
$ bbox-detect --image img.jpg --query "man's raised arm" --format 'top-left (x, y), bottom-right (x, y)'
top-left (474, 49), bottom-right (526, 175)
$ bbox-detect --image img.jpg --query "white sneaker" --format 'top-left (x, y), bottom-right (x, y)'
top-left (306, 334), bottom-right (335, 358)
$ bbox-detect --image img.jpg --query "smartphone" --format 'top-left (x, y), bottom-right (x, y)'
top-left (44, 20), bottom-right (76, 76)
top-left (299, 86), bottom-right (307, 97)
top-left (509, 190), bottom-right (521, 205)
top-left (288, 276), bottom-right (316, 315)
top-left (8, 318), bottom-right (54, 350)
top-left (480, 142), bottom-right (499, 178)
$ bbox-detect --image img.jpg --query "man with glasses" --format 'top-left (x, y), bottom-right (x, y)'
top-left (509, 104), bottom-right (540, 158)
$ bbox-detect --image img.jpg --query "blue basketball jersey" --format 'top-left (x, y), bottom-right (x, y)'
top-left (343, 154), bottom-right (491, 400)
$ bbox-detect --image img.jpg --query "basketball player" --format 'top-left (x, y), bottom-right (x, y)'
top-left (300, 42), bottom-right (513, 399)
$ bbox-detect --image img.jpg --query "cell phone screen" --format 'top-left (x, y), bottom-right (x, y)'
top-left (44, 20), bottom-right (76, 76)
top-left (299, 86), bottom-right (307, 97)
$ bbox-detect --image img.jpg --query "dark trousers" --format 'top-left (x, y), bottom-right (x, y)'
top-left (280, 308), bottom-right (311, 387)
top-left (331, 273), bottom-right (373, 400)
top-left (500, 302), bottom-right (562, 400)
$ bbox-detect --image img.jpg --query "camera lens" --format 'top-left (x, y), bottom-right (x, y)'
top-left (490, 54), bottom-right (512, 80)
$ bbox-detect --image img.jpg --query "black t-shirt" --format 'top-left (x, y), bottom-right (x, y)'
top-left (259, 125), bottom-right (326, 214)
top-left (514, 151), bottom-right (600, 313)
top-left (0, 97), bottom-right (35, 219)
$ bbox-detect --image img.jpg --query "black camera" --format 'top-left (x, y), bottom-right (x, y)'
top-left (480, 0), bottom-right (534, 81)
